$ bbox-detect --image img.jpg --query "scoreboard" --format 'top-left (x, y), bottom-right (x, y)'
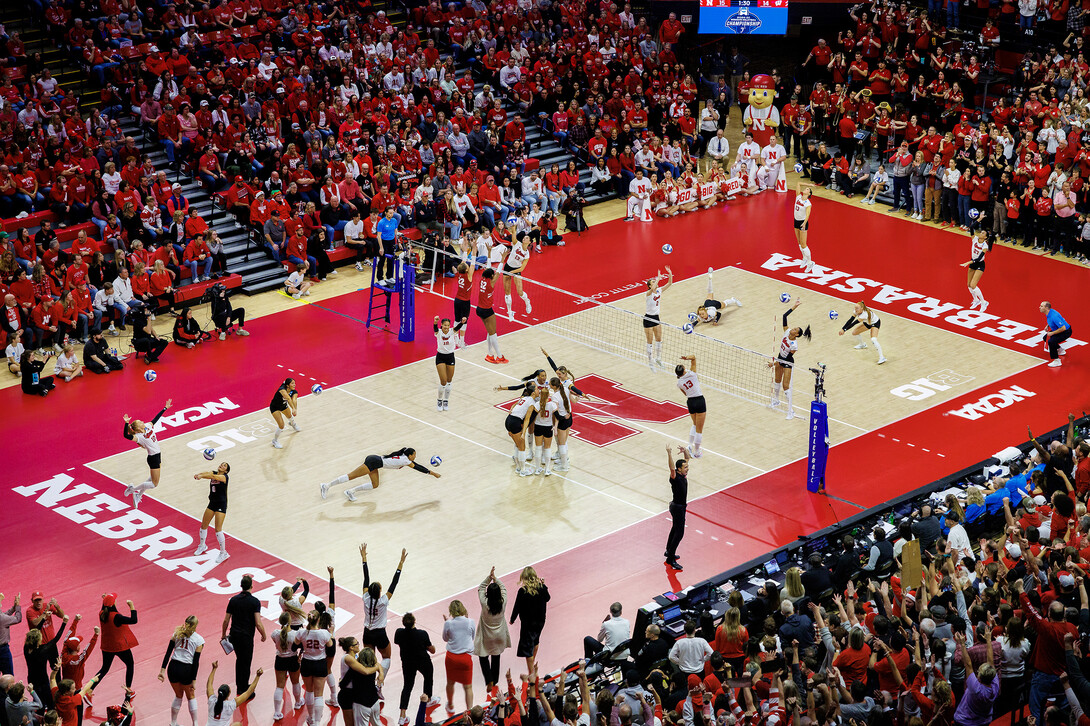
top-left (697, 0), bottom-right (789, 35)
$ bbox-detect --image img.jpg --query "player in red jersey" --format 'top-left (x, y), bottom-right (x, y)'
top-left (477, 267), bottom-right (507, 364)
top-left (453, 261), bottom-right (474, 349)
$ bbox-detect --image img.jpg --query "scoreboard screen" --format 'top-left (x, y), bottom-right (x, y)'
top-left (697, 0), bottom-right (788, 34)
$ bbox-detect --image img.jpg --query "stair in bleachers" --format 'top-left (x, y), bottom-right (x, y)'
top-left (115, 119), bottom-right (290, 297)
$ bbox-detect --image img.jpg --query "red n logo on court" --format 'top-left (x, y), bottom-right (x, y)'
top-left (494, 374), bottom-right (688, 447)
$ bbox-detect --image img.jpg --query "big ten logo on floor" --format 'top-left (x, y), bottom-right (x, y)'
top-left (494, 374), bottom-right (688, 447)
top-left (944, 386), bottom-right (1036, 421)
top-left (890, 370), bottom-right (975, 401)
top-left (186, 419), bottom-right (277, 454)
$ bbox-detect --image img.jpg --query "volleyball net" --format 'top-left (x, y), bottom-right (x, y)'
top-left (411, 242), bottom-right (779, 408)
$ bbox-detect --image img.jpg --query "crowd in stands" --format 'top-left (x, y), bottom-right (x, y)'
top-left (784, 0), bottom-right (1090, 263)
top-left (3, 414), bottom-right (1090, 726)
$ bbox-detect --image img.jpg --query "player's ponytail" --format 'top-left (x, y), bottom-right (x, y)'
top-left (276, 612), bottom-right (291, 650)
top-left (801, 325), bottom-right (812, 341)
top-left (984, 232), bottom-right (996, 251)
top-left (384, 447), bottom-right (415, 459)
top-left (213, 685), bottom-right (230, 719)
top-left (551, 377), bottom-right (569, 414)
top-left (522, 382), bottom-right (536, 397)
top-left (282, 377), bottom-right (294, 389)
top-left (174, 615), bottom-right (198, 640)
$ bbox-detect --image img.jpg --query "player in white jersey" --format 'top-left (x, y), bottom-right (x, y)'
top-left (361, 544), bottom-right (404, 676)
top-left (793, 181), bottom-right (815, 271)
top-left (319, 447), bottom-right (442, 501)
top-left (838, 301), bottom-right (886, 364)
top-left (159, 615), bottom-right (204, 726)
top-left (434, 316), bottom-right (467, 411)
top-left (624, 169), bottom-right (653, 221)
top-left (502, 237), bottom-right (532, 320)
top-left (961, 229), bottom-right (994, 311)
top-left (692, 267), bottom-right (741, 328)
top-left (271, 612), bottom-right (302, 719)
top-left (756, 135), bottom-right (787, 192)
top-left (121, 398), bottom-right (173, 509)
top-left (206, 662), bottom-right (262, 726)
top-left (503, 381), bottom-right (539, 476)
top-left (643, 266), bottom-right (673, 371)
top-left (768, 298), bottom-right (810, 419)
top-left (298, 611), bottom-right (333, 726)
top-left (674, 355), bottom-right (706, 457)
top-left (525, 388), bottom-right (557, 475)
top-left (279, 579), bottom-right (310, 630)
top-left (542, 348), bottom-right (584, 472)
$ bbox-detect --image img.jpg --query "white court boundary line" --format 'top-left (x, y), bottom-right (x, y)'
top-left (332, 386), bottom-right (656, 514)
top-left (78, 260), bottom-right (1043, 616)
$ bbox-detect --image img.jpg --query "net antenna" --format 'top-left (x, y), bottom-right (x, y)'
top-left (415, 245), bottom-right (780, 409)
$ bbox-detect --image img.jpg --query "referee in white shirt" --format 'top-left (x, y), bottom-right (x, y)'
top-left (668, 620), bottom-right (713, 675)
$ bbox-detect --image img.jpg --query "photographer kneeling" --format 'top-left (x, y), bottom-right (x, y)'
top-left (210, 283), bottom-right (249, 340)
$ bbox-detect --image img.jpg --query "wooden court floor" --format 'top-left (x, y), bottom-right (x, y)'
top-left (87, 267), bottom-right (1034, 612)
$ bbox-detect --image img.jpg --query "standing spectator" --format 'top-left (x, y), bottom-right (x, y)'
top-left (668, 620), bottom-right (712, 676)
top-left (441, 600), bottom-right (475, 715)
top-left (1017, 573), bottom-right (1080, 722)
top-left (473, 568), bottom-right (510, 699)
top-left (887, 142), bottom-right (913, 213)
top-left (509, 567), bottom-right (550, 675)
top-left (24, 614), bottom-right (69, 708)
top-left (0, 595), bottom-right (22, 675)
top-left (222, 574), bottom-right (266, 697)
top-left (25, 594), bottom-right (65, 668)
top-left (394, 613), bottom-right (437, 726)
top-left (953, 629), bottom-right (1001, 726)
top-left (88, 594), bottom-right (138, 699)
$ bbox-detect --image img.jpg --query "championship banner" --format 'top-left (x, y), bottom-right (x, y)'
top-left (724, 176), bottom-right (744, 196)
top-left (677, 187), bottom-right (694, 205)
top-left (699, 182), bottom-right (716, 201)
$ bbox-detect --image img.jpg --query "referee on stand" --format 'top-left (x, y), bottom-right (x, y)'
top-left (665, 445), bottom-right (691, 572)
top-left (1040, 301), bottom-right (1072, 368)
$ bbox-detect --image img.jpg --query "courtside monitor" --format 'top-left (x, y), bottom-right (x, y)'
top-left (698, 0), bottom-right (789, 35)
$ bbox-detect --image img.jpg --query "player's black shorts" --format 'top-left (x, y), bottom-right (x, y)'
top-left (275, 655), bottom-right (300, 672)
top-left (435, 352), bottom-right (456, 366)
top-left (207, 496), bottom-right (228, 514)
top-left (643, 314), bottom-right (660, 329)
top-left (362, 627), bottom-right (390, 651)
top-left (556, 415), bottom-right (572, 431)
top-left (503, 264), bottom-right (522, 275)
top-left (686, 395), bottom-right (707, 414)
top-left (453, 298), bottom-right (471, 322)
top-left (505, 414), bottom-right (524, 434)
top-left (862, 319), bottom-right (882, 330)
top-left (364, 454), bottom-right (384, 470)
top-left (968, 260), bottom-right (985, 272)
top-left (793, 218), bottom-right (808, 230)
top-left (300, 658), bottom-right (329, 678)
top-left (476, 306), bottom-right (495, 321)
top-left (533, 423), bottom-right (554, 439)
top-left (167, 660), bottom-right (197, 685)
top-left (147, 453), bottom-right (161, 469)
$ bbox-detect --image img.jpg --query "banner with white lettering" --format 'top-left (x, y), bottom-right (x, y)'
top-left (676, 187), bottom-right (694, 205)
top-left (699, 182), bottom-right (716, 201)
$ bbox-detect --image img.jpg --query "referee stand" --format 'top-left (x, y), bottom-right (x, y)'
top-left (365, 252), bottom-right (416, 343)
top-left (806, 363), bottom-right (829, 494)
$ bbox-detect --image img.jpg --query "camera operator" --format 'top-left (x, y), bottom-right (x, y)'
top-left (20, 348), bottom-right (56, 396)
top-left (210, 283), bottom-right (249, 340)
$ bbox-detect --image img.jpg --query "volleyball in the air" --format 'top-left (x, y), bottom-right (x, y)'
top-left (203, 448), bottom-right (216, 461)
top-left (794, 163), bottom-right (803, 174)
top-left (311, 384), bottom-right (323, 395)
top-left (968, 208), bottom-right (980, 220)
top-left (430, 455), bottom-right (442, 467)
top-left (829, 310), bottom-right (839, 321)
top-left (687, 312), bottom-right (698, 323)
top-left (144, 370), bottom-right (157, 382)
top-left (682, 323), bottom-right (694, 334)
top-left (779, 293), bottom-right (792, 303)
top-left (662, 244), bottom-right (673, 255)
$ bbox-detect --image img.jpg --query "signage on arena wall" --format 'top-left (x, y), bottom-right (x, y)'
top-left (759, 253), bottom-right (1088, 353)
top-left (494, 374), bottom-right (688, 447)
